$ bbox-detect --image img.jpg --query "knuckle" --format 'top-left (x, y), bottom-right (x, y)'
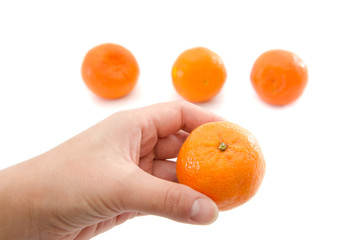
top-left (163, 185), bottom-right (188, 220)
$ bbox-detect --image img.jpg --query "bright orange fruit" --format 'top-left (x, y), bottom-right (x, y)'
top-left (171, 47), bottom-right (227, 102)
top-left (176, 121), bottom-right (265, 211)
top-left (250, 49), bottom-right (308, 106)
top-left (81, 43), bottom-right (139, 99)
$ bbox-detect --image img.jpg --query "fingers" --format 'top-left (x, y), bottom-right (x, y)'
top-left (139, 159), bottom-right (177, 182)
top-left (110, 101), bottom-right (222, 224)
top-left (152, 160), bottom-right (177, 182)
top-left (154, 130), bottom-right (189, 159)
top-left (121, 169), bottom-right (219, 225)
top-left (139, 130), bottom-right (187, 170)
top-left (138, 158), bottom-right (177, 182)
top-left (137, 101), bottom-right (225, 137)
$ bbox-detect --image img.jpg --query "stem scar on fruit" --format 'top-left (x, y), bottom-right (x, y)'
top-left (218, 142), bottom-right (228, 151)
top-left (176, 121), bottom-right (266, 211)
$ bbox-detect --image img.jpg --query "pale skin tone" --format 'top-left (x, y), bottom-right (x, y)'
top-left (0, 101), bottom-right (221, 240)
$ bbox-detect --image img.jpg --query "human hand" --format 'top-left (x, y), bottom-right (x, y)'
top-left (0, 101), bottom-right (222, 240)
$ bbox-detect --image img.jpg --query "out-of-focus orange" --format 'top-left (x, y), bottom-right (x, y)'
top-left (172, 47), bottom-right (227, 102)
top-left (250, 49), bottom-right (308, 106)
top-left (81, 43), bottom-right (139, 99)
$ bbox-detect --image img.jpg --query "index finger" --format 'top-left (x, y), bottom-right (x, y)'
top-left (136, 101), bottom-right (225, 137)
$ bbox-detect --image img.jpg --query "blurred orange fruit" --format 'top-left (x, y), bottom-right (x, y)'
top-left (81, 43), bottom-right (139, 99)
top-left (176, 121), bottom-right (265, 211)
top-left (250, 49), bottom-right (308, 106)
top-left (172, 47), bottom-right (227, 102)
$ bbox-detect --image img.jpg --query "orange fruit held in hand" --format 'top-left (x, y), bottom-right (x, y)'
top-left (176, 121), bottom-right (265, 211)
top-left (250, 49), bottom-right (308, 106)
top-left (81, 43), bottom-right (139, 99)
top-left (172, 47), bottom-right (227, 102)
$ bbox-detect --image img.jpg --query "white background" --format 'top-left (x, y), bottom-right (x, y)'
top-left (1, 1), bottom-right (361, 239)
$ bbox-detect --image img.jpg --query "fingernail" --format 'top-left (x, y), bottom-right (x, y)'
top-left (190, 198), bottom-right (219, 224)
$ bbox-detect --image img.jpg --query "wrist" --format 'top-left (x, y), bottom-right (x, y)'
top-left (0, 164), bottom-right (38, 240)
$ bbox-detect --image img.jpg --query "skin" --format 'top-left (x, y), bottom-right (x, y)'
top-left (0, 101), bottom-right (221, 240)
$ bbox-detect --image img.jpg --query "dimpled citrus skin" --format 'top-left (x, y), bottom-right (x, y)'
top-left (176, 121), bottom-right (265, 211)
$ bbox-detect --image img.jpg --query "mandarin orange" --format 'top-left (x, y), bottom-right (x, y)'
top-left (81, 43), bottom-right (139, 99)
top-left (176, 121), bottom-right (265, 211)
top-left (250, 49), bottom-right (308, 106)
top-left (172, 47), bottom-right (227, 102)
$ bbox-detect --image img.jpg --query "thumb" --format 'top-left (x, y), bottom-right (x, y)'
top-left (122, 169), bottom-right (219, 225)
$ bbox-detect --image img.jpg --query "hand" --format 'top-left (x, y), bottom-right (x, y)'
top-left (0, 101), bottom-right (222, 240)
